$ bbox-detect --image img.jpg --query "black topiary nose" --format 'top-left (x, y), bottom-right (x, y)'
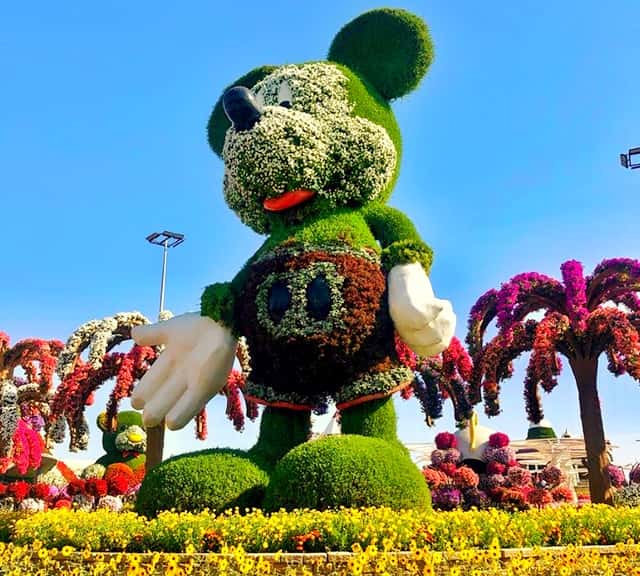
top-left (223, 86), bottom-right (263, 132)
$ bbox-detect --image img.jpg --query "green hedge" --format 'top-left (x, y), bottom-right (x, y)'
top-left (135, 448), bottom-right (269, 517)
top-left (263, 435), bottom-right (430, 511)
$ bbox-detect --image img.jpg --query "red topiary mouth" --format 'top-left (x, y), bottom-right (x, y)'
top-left (263, 189), bottom-right (316, 212)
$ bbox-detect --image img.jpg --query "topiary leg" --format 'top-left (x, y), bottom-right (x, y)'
top-left (249, 406), bottom-right (312, 467)
top-left (339, 396), bottom-right (398, 442)
top-left (135, 407), bottom-right (310, 517)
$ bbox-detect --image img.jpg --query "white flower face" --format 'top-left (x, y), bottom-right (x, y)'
top-left (222, 63), bottom-right (397, 234)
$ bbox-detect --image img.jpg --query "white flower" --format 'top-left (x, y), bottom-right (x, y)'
top-left (222, 63), bottom-right (396, 234)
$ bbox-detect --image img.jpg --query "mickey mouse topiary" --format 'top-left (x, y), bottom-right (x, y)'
top-left (131, 8), bottom-right (455, 513)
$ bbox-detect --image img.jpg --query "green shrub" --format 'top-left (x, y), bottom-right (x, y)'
top-left (263, 435), bottom-right (430, 511)
top-left (0, 512), bottom-right (25, 542)
top-left (135, 449), bottom-right (269, 517)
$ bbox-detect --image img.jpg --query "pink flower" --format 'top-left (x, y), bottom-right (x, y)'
top-left (439, 463), bottom-right (457, 477)
top-left (540, 465), bottom-right (565, 487)
top-left (488, 432), bottom-right (510, 448)
top-left (434, 432), bottom-right (457, 450)
top-left (487, 461), bottom-right (506, 475)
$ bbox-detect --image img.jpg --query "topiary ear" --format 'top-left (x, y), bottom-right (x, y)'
top-left (207, 65), bottom-right (277, 158)
top-left (328, 8), bottom-right (433, 101)
top-left (97, 412), bottom-right (110, 432)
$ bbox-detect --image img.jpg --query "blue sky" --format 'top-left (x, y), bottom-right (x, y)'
top-left (1, 2), bottom-right (639, 466)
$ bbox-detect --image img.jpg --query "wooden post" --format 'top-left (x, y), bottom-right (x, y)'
top-left (569, 355), bottom-right (613, 505)
top-left (145, 421), bottom-right (165, 470)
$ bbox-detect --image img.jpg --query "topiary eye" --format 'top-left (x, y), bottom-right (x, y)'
top-left (277, 80), bottom-right (293, 109)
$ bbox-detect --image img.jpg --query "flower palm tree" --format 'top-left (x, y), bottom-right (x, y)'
top-left (0, 334), bottom-right (63, 475)
top-left (466, 259), bottom-right (640, 504)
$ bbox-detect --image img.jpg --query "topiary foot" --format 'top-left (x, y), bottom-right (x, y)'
top-left (263, 435), bottom-right (430, 511)
top-left (135, 448), bottom-right (270, 517)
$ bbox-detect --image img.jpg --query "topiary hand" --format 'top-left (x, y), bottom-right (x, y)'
top-left (130, 313), bottom-right (237, 430)
top-left (388, 262), bottom-right (456, 357)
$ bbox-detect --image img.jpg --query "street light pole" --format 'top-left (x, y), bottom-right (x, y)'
top-left (146, 231), bottom-right (185, 315)
top-left (159, 239), bottom-right (168, 314)
top-left (144, 230), bottom-right (184, 469)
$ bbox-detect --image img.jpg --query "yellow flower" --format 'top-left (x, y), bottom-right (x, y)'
top-left (61, 545), bottom-right (74, 557)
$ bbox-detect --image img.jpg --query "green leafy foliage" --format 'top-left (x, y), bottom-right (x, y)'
top-left (200, 281), bottom-right (235, 329)
top-left (263, 435), bottom-right (430, 511)
top-left (381, 240), bottom-right (433, 273)
top-left (328, 8), bottom-right (433, 101)
top-left (135, 449), bottom-right (269, 517)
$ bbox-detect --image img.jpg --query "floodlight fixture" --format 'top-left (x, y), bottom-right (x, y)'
top-left (620, 147), bottom-right (640, 170)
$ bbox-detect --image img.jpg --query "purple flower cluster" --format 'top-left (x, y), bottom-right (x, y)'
top-left (431, 486), bottom-right (462, 511)
top-left (540, 465), bottom-right (565, 487)
top-left (507, 466), bottom-right (532, 487)
top-left (560, 260), bottom-right (589, 330)
top-left (431, 448), bottom-right (460, 467)
top-left (630, 463), bottom-right (640, 485)
top-left (607, 464), bottom-right (626, 488)
top-left (461, 488), bottom-right (489, 510)
top-left (485, 474), bottom-right (506, 490)
top-left (484, 446), bottom-right (516, 465)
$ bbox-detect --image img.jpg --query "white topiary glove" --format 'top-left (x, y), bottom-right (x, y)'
top-left (388, 262), bottom-right (456, 357)
top-left (130, 312), bottom-right (237, 430)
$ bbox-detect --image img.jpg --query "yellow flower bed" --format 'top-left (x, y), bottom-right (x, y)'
top-left (8, 505), bottom-right (640, 553)
top-left (1, 540), bottom-right (640, 575)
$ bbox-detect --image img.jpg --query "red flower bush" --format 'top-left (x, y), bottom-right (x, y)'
top-left (0, 484), bottom-right (7, 497)
top-left (7, 481), bottom-right (30, 502)
top-left (540, 465), bottom-right (565, 487)
top-left (453, 466), bottom-right (479, 489)
top-left (438, 463), bottom-right (457, 477)
top-left (486, 461), bottom-right (506, 475)
top-left (528, 487), bottom-right (553, 507)
top-left (31, 483), bottom-right (53, 501)
top-left (551, 485), bottom-right (575, 502)
top-left (435, 432), bottom-right (457, 450)
top-left (85, 478), bottom-right (108, 498)
top-left (104, 463), bottom-right (136, 496)
top-left (495, 487), bottom-right (528, 511)
top-left (67, 479), bottom-right (86, 496)
top-left (422, 467), bottom-right (449, 489)
top-left (488, 432), bottom-right (510, 448)
top-left (54, 499), bottom-right (72, 509)
top-left (507, 466), bottom-right (532, 487)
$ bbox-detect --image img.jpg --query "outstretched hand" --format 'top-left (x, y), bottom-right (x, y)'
top-left (388, 262), bottom-right (456, 358)
top-left (130, 313), bottom-right (237, 430)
